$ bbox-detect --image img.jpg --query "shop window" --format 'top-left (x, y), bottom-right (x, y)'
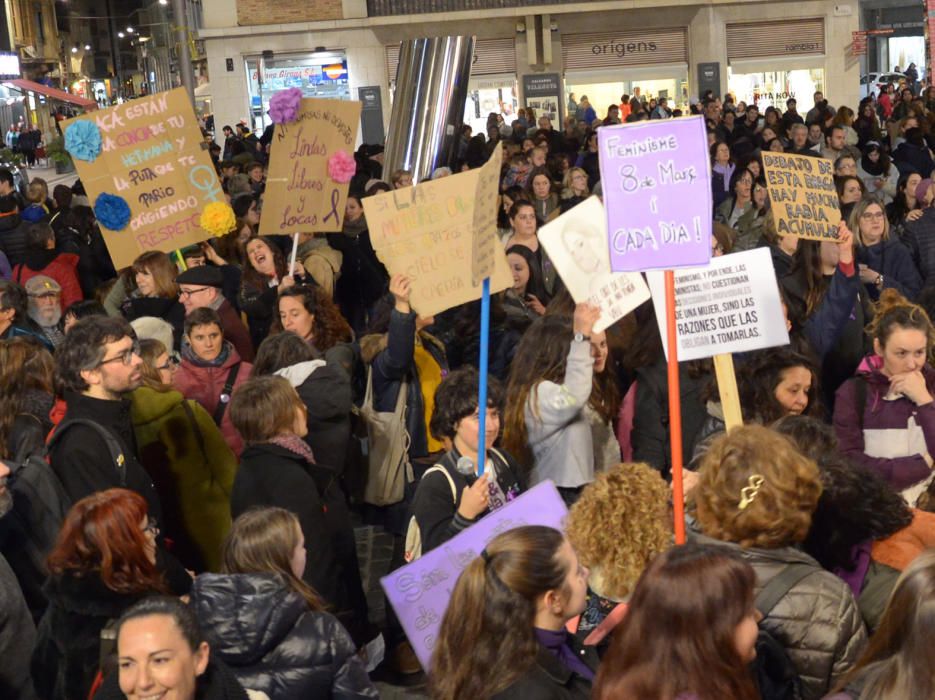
top-left (564, 74), bottom-right (689, 117)
top-left (727, 68), bottom-right (824, 112)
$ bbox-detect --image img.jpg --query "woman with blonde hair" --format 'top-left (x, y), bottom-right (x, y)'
top-left (189, 507), bottom-right (378, 699)
top-left (691, 425), bottom-right (866, 699)
top-left (847, 197), bottom-right (921, 301)
top-left (559, 166), bottom-right (589, 213)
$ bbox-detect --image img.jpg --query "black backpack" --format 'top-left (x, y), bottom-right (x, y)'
top-left (6, 418), bottom-right (127, 576)
top-left (752, 563), bottom-right (813, 700)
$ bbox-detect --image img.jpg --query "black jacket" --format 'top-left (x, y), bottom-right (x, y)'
top-left (411, 447), bottom-right (525, 554)
top-left (31, 574), bottom-right (150, 700)
top-left (893, 141), bottom-right (935, 178)
top-left (902, 208), bottom-right (935, 288)
top-left (121, 295), bottom-right (186, 349)
top-left (0, 211), bottom-right (31, 266)
top-left (230, 443), bottom-right (371, 646)
top-left (96, 658), bottom-right (249, 700)
top-left (491, 642), bottom-right (598, 700)
top-left (0, 553), bottom-right (37, 699)
top-left (190, 573), bottom-right (378, 699)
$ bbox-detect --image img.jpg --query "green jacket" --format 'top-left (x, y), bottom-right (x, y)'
top-left (130, 386), bottom-right (237, 572)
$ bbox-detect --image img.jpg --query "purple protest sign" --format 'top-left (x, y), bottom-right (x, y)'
top-left (598, 116), bottom-right (712, 272)
top-left (380, 481), bottom-right (567, 669)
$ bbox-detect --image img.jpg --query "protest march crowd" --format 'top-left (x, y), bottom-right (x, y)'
top-left (4, 71), bottom-right (935, 700)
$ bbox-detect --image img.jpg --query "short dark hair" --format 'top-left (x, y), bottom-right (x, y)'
top-left (0, 168), bottom-right (14, 189)
top-left (63, 299), bottom-right (107, 324)
top-left (253, 331), bottom-right (317, 376)
top-left (183, 307), bottom-right (222, 337)
top-left (0, 280), bottom-right (27, 322)
top-left (430, 366), bottom-right (504, 440)
top-left (825, 124), bottom-right (845, 140)
top-left (116, 596), bottom-right (205, 652)
top-left (56, 316), bottom-right (135, 394)
top-left (26, 222), bottom-right (54, 250)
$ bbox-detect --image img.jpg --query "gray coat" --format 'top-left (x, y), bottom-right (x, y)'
top-left (691, 532), bottom-right (866, 700)
top-left (0, 552), bottom-right (37, 698)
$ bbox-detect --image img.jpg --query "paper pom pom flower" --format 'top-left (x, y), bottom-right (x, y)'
top-left (200, 201), bottom-right (236, 237)
top-left (65, 120), bottom-right (102, 162)
top-left (269, 88), bottom-right (303, 124)
top-left (328, 150), bottom-right (356, 184)
top-left (94, 193), bottom-right (131, 231)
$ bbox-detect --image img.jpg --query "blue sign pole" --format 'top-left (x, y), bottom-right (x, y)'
top-left (476, 277), bottom-right (491, 475)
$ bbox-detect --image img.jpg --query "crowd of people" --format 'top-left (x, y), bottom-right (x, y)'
top-left (2, 76), bottom-right (935, 699)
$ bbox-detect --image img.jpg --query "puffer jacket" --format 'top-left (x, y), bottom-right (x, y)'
top-left (690, 533), bottom-right (866, 700)
top-left (190, 573), bottom-right (378, 700)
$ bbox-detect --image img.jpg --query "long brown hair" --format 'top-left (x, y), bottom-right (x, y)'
top-left (132, 250), bottom-right (179, 298)
top-left (593, 543), bottom-right (759, 700)
top-left (0, 337), bottom-right (54, 459)
top-left (242, 236), bottom-right (287, 292)
top-left (221, 507), bottom-right (323, 611)
top-left (832, 550), bottom-right (935, 698)
top-left (429, 526), bottom-right (568, 700)
top-left (271, 285), bottom-right (352, 351)
top-left (502, 316), bottom-right (574, 466)
top-left (47, 488), bottom-right (166, 595)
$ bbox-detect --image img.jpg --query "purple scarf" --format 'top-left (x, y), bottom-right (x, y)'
top-left (534, 627), bottom-right (595, 681)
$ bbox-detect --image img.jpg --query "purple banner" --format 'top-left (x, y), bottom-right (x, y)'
top-left (380, 481), bottom-right (568, 669)
top-left (598, 116), bottom-right (712, 272)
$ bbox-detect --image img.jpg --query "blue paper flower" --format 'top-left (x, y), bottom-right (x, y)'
top-left (94, 193), bottom-right (131, 231)
top-left (65, 119), bottom-right (102, 162)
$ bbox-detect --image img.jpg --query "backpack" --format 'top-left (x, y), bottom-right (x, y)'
top-left (752, 563), bottom-right (813, 700)
top-left (6, 418), bottom-right (127, 577)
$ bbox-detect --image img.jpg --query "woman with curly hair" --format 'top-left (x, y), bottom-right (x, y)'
top-left (31, 489), bottom-right (168, 700)
top-left (691, 425), bottom-right (867, 699)
top-left (239, 236), bottom-right (306, 350)
top-left (592, 544), bottom-right (760, 700)
top-left (429, 526), bottom-right (595, 699)
top-left (833, 289), bottom-right (935, 502)
top-left (564, 462), bottom-right (671, 651)
top-left (272, 284), bottom-right (355, 376)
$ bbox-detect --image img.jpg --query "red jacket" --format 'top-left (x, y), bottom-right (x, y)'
top-left (12, 250), bottom-right (82, 310)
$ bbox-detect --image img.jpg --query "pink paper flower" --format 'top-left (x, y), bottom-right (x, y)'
top-left (268, 88), bottom-right (303, 124)
top-left (328, 150), bottom-right (356, 183)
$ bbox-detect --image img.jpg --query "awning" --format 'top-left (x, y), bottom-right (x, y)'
top-left (3, 79), bottom-right (97, 111)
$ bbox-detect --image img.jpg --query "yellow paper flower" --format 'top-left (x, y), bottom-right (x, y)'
top-left (200, 201), bottom-right (236, 237)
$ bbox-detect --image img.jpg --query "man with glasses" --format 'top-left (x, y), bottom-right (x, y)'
top-left (50, 316), bottom-right (163, 524)
top-left (176, 266), bottom-right (254, 361)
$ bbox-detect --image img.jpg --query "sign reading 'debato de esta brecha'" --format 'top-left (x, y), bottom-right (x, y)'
top-left (598, 116), bottom-right (712, 272)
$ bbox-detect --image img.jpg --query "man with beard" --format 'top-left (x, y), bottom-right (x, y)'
top-left (24, 275), bottom-right (64, 348)
top-left (0, 459), bottom-right (38, 698)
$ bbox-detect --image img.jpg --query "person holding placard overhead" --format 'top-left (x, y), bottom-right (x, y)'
top-left (849, 197), bottom-right (922, 302)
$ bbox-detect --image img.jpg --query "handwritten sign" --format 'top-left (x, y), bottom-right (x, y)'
top-left (260, 98), bottom-right (362, 235)
top-left (381, 481), bottom-right (567, 670)
top-left (470, 146), bottom-right (503, 284)
top-left (363, 151), bottom-right (512, 316)
top-left (539, 196), bottom-right (651, 333)
top-left (761, 152), bottom-right (840, 240)
top-left (646, 247), bottom-right (789, 361)
top-left (598, 116), bottom-right (712, 272)
top-left (63, 88), bottom-right (223, 270)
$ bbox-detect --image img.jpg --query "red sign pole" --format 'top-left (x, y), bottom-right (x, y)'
top-left (664, 270), bottom-right (686, 545)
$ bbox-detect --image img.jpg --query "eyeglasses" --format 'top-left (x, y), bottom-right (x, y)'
top-left (155, 356), bottom-right (180, 372)
top-left (143, 518), bottom-right (159, 537)
top-left (99, 340), bottom-right (141, 367)
top-left (178, 286), bottom-right (210, 299)
top-left (860, 211), bottom-right (886, 220)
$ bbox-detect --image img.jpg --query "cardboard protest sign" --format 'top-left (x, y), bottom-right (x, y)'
top-left (63, 88), bottom-right (223, 270)
top-left (261, 98), bottom-right (362, 235)
top-left (598, 116), bottom-right (712, 272)
top-left (363, 150), bottom-right (511, 316)
top-left (646, 247), bottom-right (789, 362)
top-left (470, 146), bottom-right (503, 284)
top-left (761, 152), bottom-right (840, 240)
top-left (381, 481), bottom-right (567, 669)
top-left (539, 196), bottom-right (650, 333)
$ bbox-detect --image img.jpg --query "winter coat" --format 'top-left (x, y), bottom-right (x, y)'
top-left (0, 211), bottom-right (31, 266)
top-left (855, 238), bottom-right (922, 301)
top-left (273, 360), bottom-right (352, 475)
top-left (298, 237), bottom-right (342, 298)
top-left (230, 442), bottom-right (371, 647)
top-left (856, 162), bottom-right (899, 203)
top-left (526, 339), bottom-right (594, 489)
top-left (411, 447), bottom-right (525, 554)
top-left (239, 281), bottom-right (279, 352)
top-left (892, 140), bottom-right (935, 178)
top-left (130, 386), bottom-right (236, 572)
top-left (173, 347), bottom-right (253, 458)
top-left (360, 309), bottom-right (447, 459)
top-left (0, 553), bottom-right (37, 699)
top-left (95, 658), bottom-right (250, 700)
top-left (327, 217), bottom-right (388, 335)
top-left (121, 294), bottom-right (185, 348)
top-left (833, 357), bottom-right (935, 500)
top-left (12, 249), bottom-right (82, 310)
top-left (901, 207), bottom-right (935, 288)
top-left (54, 218), bottom-right (115, 300)
top-left (490, 641), bottom-right (598, 700)
top-left (31, 573), bottom-right (150, 700)
top-left (690, 533), bottom-right (867, 700)
top-left (190, 573), bottom-right (378, 700)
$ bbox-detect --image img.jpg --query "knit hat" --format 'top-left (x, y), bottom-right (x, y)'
top-left (915, 177), bottom-right (933, 205)
top-left (176, 266), bottom-right (223, 288)
top-left (130, 316), bottom-right (175, 353)
top-left (24, 274), bottom-right (61, 297)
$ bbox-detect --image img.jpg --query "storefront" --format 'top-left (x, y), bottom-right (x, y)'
top-left (561, 28), bottom-right (691, 114)
top-left (726, 18), bottom-right (826, 111)
top-left (385, 38), bottom-right (517, 136)
top-left (245, 50), bottom-right (351, 132)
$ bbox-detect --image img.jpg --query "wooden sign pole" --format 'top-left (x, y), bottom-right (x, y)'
top-left (713, 354), bottom-right (744, 431)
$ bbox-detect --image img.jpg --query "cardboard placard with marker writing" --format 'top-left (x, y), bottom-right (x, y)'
top-left (761, 152), bottom-right (841, 240)
top-left (260, 98), bottom-right (362, 235)
top-left (63, 87), bottom-right (223, 270)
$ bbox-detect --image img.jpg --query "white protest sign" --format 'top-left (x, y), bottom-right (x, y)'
top-left (538, 196), bottom-right (651, 333)
top-left (646, 247), bottom-right (789, 362)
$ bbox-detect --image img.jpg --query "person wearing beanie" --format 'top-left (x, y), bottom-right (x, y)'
top-left (176, 265), bottom-right (254, 362)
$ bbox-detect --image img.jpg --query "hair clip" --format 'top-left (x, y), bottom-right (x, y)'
top-left (480, 549), bottom-right (491, 563)
top-left (738, 474), bottom-right (765, 511)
